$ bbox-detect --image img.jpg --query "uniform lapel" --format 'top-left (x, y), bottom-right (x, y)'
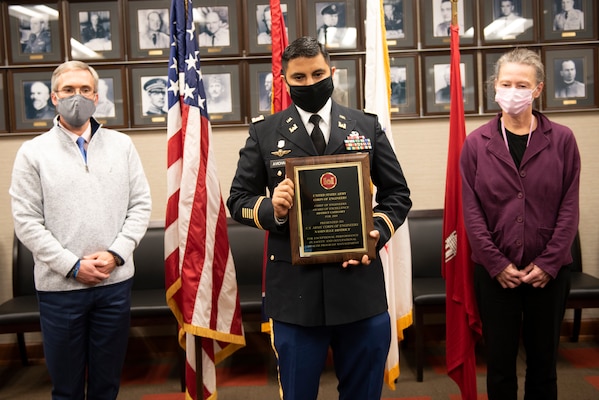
top-left (278, 106), bottom-right (318, 155)
top-left (327, 102), bottom-right (355, 154)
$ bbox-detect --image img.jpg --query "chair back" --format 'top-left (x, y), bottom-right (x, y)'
top-left (408, 209), bottom-right (444, 278)
top-left (132, 222), bottom-right (166, 291)
top-left (12, 234), bottom-right (36, 297)
top-left (227, 219), bottom-right (266, 288)
top-left (570, 232), bottom-right (582, 273)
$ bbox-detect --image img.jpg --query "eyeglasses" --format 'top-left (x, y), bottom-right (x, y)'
top-left (55, 86), bottom-right (96, 98)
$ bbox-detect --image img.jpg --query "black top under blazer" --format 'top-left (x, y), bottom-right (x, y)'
top-left (227, 101), bottom-right (411, 326)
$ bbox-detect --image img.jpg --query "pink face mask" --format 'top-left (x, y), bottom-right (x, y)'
top-left (494, 87), bottom-right (536, 116)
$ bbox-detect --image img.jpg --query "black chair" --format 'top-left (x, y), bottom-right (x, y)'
top-left (0, 224), bottom-right (177, 366)
top-left (567, 232), bottom-right (599, 342)
top-left (227, 219), bottom-right (267, 318)
top-left (0, 234), bottom-right (39, 366)
top-left (408, 209), bottom-right (445, 382)
top-left (129, 222), bottom-right (174, 324)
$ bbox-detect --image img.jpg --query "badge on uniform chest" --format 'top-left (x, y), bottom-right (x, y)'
top-left (344, 131), bottom-right (372, 151)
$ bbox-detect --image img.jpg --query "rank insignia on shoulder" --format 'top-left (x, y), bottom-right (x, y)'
top-left (252, 115), bottom-right (265, 123)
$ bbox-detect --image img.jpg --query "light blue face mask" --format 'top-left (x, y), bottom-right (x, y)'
top-left (56, 94), bottom-right (96, 127)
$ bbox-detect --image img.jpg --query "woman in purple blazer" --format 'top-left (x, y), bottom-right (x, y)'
top-left (460, 48), bottom-right (580, 400)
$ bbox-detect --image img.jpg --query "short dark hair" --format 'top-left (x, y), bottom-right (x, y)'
top-left (281, 36), bottom-right (331, 74)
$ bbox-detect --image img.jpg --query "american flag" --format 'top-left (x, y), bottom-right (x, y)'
top-left (165, 1), bottom-right (245, 399)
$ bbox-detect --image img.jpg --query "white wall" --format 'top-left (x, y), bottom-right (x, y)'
top-left (1, 111), bottom-right (598, 344)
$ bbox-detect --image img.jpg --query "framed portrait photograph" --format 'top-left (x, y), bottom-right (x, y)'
top-left (68, 0), bottom-right (123, 60)
top-left (384, 0), bottom-right (415, 49)
top-left (93, 66), bottom-right (128, 128)
top-left (247, 0), bottom-right (298, 55)
top-left (201, 63), bottom-right (242, 124)
top-left (330, 57), bottom-right (360, 109)
top-left (0, 73), bottom-right (7, 133)
top-left (423, 53), bottom-right (477, 115)
top-left (249, 63), bottom-right (274, 117)
top-left (8, 69), bottom-right (55, 132)
top-left (193, 0), bottom-right (241, 56)
top-left (481, 0), bottom-right (536, 44)
top-left (543, 47), bottom-right (597, 110)
top-left (127, 0), bottom-right (171, 60)
top-left (130, 66), bottom-right (168, 127)
top-left (541, 0), bottom-right (596, 42)
top-left (389, 54), bottom-right (419, 118)
top-left (421, 0), bottom-right (475, 48)
top-left (7, 2), bottom-right (63, 64)
top-left (306, 0), bottom-right (360, 51)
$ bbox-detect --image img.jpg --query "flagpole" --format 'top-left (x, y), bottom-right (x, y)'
top-left (195, 336), bottom-right (204, 400)
top-left (451, 0), bottom-right (458, 26)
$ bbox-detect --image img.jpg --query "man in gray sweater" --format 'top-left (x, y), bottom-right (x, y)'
top-left (10, 60), bottom-right (152, 400)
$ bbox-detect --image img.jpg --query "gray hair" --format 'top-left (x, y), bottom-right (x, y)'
top-left (51, 61), bottom-right (99, 92)
top-left (487, 48), bottom-right (544, 95)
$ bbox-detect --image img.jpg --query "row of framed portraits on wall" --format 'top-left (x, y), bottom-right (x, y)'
top-left (0, 45), bottom-right (597, 134)
top-left (0, 0), bottom-right (597, 66)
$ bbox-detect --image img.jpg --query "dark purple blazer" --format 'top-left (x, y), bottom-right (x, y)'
top-left (460, 111), bottom-right (580, 278)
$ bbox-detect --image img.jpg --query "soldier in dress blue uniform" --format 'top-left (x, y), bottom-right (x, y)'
top-left (227, 36), bottom-right (411, 400)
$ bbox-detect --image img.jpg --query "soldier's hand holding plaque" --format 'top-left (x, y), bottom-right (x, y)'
top-left (285, 153), bottom-right (376, 264)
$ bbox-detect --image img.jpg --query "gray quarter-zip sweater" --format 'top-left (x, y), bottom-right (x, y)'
top-left (10, 118), bottom-right (152, 291)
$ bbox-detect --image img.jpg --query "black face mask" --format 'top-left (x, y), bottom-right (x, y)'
top-left (288, 76), bottom-right (334, 113)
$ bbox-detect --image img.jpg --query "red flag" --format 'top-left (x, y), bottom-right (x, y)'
top-left (261, 0), bottom-right (291, 333)
top-left (165, 1), bottom-right (245, 398)
top-left (269, 0), bottom-right (291, 113)
top-left (442, 12), bottom-right (482, 400)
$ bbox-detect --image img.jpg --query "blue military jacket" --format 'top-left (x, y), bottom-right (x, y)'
top-left (227, 102), bottom-right (411, 326)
